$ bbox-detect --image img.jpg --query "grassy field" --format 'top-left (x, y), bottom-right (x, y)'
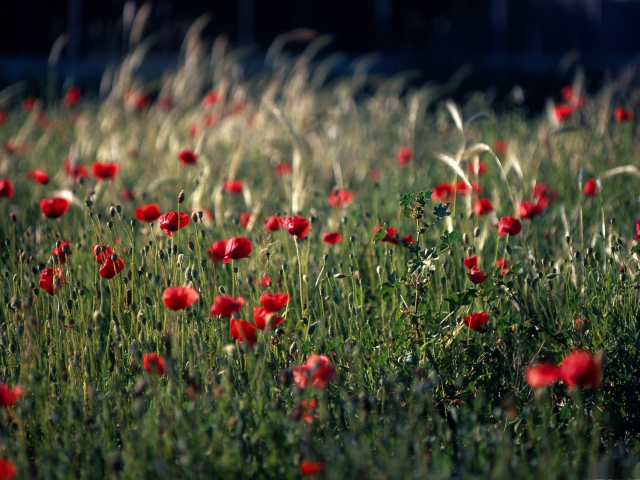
top-left (1, 29), bottom-right (640, 479)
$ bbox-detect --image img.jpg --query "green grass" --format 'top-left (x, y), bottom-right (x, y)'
top-left (0, 46), bottom-right (640, 479)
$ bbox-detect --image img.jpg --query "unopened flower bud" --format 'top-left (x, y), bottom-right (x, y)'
top-left (474, 227), bottom-right (481, 238)
top-left (191, 212), bottom-right (198, 223)
top-left (178, 190), bottom-right (185, 204)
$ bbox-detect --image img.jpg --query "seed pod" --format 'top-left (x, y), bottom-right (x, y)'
top-left (137, 310), bottom-right (145, 324)
top-left (191, 212), bottom-right (198, 223)
top-left (109, 206), bottom-right (116, 217)
top-left (474, 227), bottom-right (481, 238)
top-left (334, 273), bottom-right (347, 279)
top-left (10, 212), bottom-right (17, 223)
top-left (187, 241), bottom-right (194, 252)
top-left (289, 341), bottom-right (297, 356)
top-left (178, 190), bottom-right (185, 204)
top-left (376, 266), bottom-right (382, 275)
top-left (463, 233), bottom-right (469, 245)
top-left (224, 344), bottom-right (236, 357)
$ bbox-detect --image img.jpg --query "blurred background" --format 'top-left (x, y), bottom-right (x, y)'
top-left (1, 0), bottom-right (639, 104)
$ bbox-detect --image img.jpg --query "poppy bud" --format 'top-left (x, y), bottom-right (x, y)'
top-left (191, 212), bottom-right (198, 223)
top-left (137, 310), bottom-right (145, 324)
top-left (376, 266), bottom-right (382, 275)
top-left (109, 206), bottom-right (116, 217)
top-left (474, 227), bottom-right (481, 238)
top-left (566, 235), bottom-right (571, 244)
top-left (463, 233), bottom-right (469, 245)
top-left (107, 221), bottom-right (113, 229)
top-left (116, 204), bottom-right (122, 213)
top-left (10, 212), bottom-right (17, 223)
top-left (323, 254), bottom-right (328, 262)
top-left (289, 341), bottom-right (297, 356)
top-left (177, 254), bottom-right (184, 265)
top-left (303, 275), bottom-right (309, 283)
top-left (219, 286), bottom-right (226, 294)
top-left (178, 190), bottom-right (185, 203)
top-left (85, 199), bottom-right (93, 208)
top-left (188, 241), bottom-right (194, 251)
top-left (505, 244), bottom-right (512, 254)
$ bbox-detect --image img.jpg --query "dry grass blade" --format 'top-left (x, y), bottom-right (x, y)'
top-left (444, 100), bottom-right (463, 132)
top-left (0, 83), bottom-right (27, 108)
top-left (601, 165), bottom-right (640, 179)
top-left (48, 34), bottom-right (68, 68)
top-left (434, 152), bottom-right (471, 190)
top-left (265, 29), bottom-right (317, 70)
top-left (129, 2), bottom-right (153, 48)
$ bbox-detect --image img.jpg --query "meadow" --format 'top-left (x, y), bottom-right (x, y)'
top-left (0, 25), bottom-right (640, 480)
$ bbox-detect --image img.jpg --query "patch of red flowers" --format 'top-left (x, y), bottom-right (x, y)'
top-left (210, 295), bottom-right (245, 317)
top-left (178, 149), bottom-right (197, 166)
top-left (293, 355), bottom-right (336, 389)
top-left (230, 319), bottom-right (257, 347)
top-left (467, 268), bottom-right (488, 285)
top-left (202, 90), bottom-right (219, 107)
top-left (221, 237), bottom-right (253, 263)
top-left (253, 307), bottom-right (284, 330)
top-left (468, 160), bottom-right (488, 175)
top-left (328, 188), bottom-right (353, 207)
top-left (497, 216), bottom-right (522, 237)
top-left (63, 86), bottom-right (82, 107)
top-left (396, 146), bottom-right (414, 167)
top-left (22, 97), bottom-right (36, 112)
top-left (583, 178), bottom-right (599, 196)
top-left (39, 267), bottom-right (66, 295)
top-left (374, 225), bottom-right (399, 245)
top-left (91, 161), bottom-right (120, 181)
top-left (464, 312), bottom-right (488, 331)
top-left (525, 350), bottom-right (602, 390)
top-left (239, 212), bottom-right (252, 228)
top-left (206, 240), bottom-right (227, 263)
top-left (274, 162), bottom-right (292, 176)
top-left (158, 212), bottom-right (190, 236)
top-left (162, 286), bottom-right (200, 310)
top-left (299, 461), bottom-right (324, 476)
top-left (0, 383), bottom-right (22, 407)
top-left (496, 257), bottom-right (511, 275)
top-left (518, 200), bottom-right (542, 220)
top-left (0, 458), bottom-right (17, 480)
top-left (283, 216), bottom-right (310, 239)
top-left (463, 255), bottom-right (478, 270)
top-left (27, 169), bottom-right (49, 185)
top-left (0, 179), bottom-right (13, 198)
top-left (93, 245), bottom-right (116, 264)
top-left (265, 216), bottom-right (282, 231)
top-left (494, 139), bottom-right (509, 155)
top-left (432, 183), bottom-right (454, 203)
top-left (614, 107), bottom-right (634, 123)
top-left (99, 257), bottom-right (125, 279)
top-left (63, 157), bottom-right (88, 179)
top-left (40, 197), bottom-right (70, 219)
top-left (52, 241), bottom-right (72, 264)
top-left (474, 198), bottom-right (493, 216)
top-left (554, 104), bottom-right (573, 122)
top-left (143, 353), bottom-right (166, 375)
top-left (223, 179), bottom-right (243, 194)
top-left (634, 220), bottom-right (640, 241)
top-left (135, 204), bottom-right (162, 222)
top-left (323, 232), bottom-right (342, 244)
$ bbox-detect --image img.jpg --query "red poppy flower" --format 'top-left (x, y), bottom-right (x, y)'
top-left (157, 95), bottom-right (173, 110)
top-left (260, 292), bottom-right (289, 312)
top-left (202, 90), bottom-right (219, 107)
top-left (559, 350), bottom-right (602, 389)
top-left (373, 225), bottom-right (399, 245)
top-left (253, 307), bottom-right (284, 330)
top-left (91, 162), bottom-right (119, 181)
top-left (328, 188), bottom-right (353, 207)
top-left (554, 104), bottom-right (572, 122)
top-left (39, 267), bottom-right (65, 295)
top-left (206, 240), bottom-right (227, 263)
top-left (0, 458), bottom-right (17, 479)
top-left (468, 160), bottom-right (487, 175)
top-left (299, 399), bottom-right (319, 424)
top-left (92, 245), bottom-right (115, 264)
top-left (40, 198), bottom-right (70, 219)
top-left (497, 217), bottom-right (522, 237)
top-left (525, 362), bottom-right (560, 388)
top-left (0, 111), bottom-right (7, 126)
top-left (22, 97), bottom-right (36, 112)
top-left (634, 220), bottom-right (640, 241)
top-left (99, 257), bottom-right (125, 279)
top-left (532, 183), bottom-right (557, 206)
top-left (369, 169), bottom-right (381, 180)
top-left (496, 257), bottom-right (511, 275)
top-left (162, 286), bottom-right (200, 310)
top-left (467, 267), bottom-right (488, 284)
top-left (63, 157), bottom-right (88, 179)
top-left (52, 241), bottom-right (72, 264)
top-left (518, 200), bottom-right (542, 220)
top-left (204, 113), bottom-right (217, 127)
top-left (260, 276), bottom-right (271, 287)
top-left (143, 353), bottom-right (166, 375)
top-left (0, 383), bottom-right (22, 407)
top-left (265, 216), bottom-right (282, 232)
top-left (583, 178), bottom-right (599, 196)
top-left (27, 169), bottom-right (49, 185)
top-left (454, 180), bottom-right (482, 196)
top-left (188, 124), bottom-right (200, 138)
top-left (230, 319), bottom-right (257, 347)
top-left (323, 232), bottom-right (342, 244)
top-left (474, 198), bottom-right (493, 216)
top-left (402, 233), bottom-right (414, 244)
top-left (293, 355), bottom-right (336, 389)
top-left (396, 146), bottom-right (414, 167)
top-left (494, 139), bottom-right (509, 155)
top-left (300, 461), bottom-right (324, 476)
top-left (222, 237), bottom-right (253, 263)
top-left (560, 86), bottom-right (574, 101)
top-left (158, 212), bottom-right (190, 236)
top-left (133, 93), bottom-right (150, 111)
top-left (0, 179), bottom-right (13, 199)
top-left (210, 295), bottom-right (245, 317)
top-left (464, 312), bottom-right (488, 331)
top-left (432, 183), bottom-right (454, 202)
top-left (223, 179), bottom-right (243, 194)
top-left (575, 317), bottom-right (590, 331)
top-left (135, 204), bottom-right (162, 222)
top-left (63, 86), bottom-right (82, 107)
top-left (614, 107), bottom-right (634, 122)
top-left (178, 149), bottom-right (197, 166)
top-left (239, 212), bottom-right (252, 229)
top-left (463, 255), bottom-right (477, 270)
top-left (282, 216), bottom-right (310, 239)
top-left (274, 162), bottom-right (292, 176)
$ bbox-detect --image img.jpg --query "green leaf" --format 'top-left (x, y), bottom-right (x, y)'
top-left (328, 337), bottom-right (344, 351)
top-left (508, 262), bottom-right (523, 275)
top-left (632, 243), bottom-right (640, 253)
top-left (433, 203), bottom-right (451, 218)
top-left (378, 282), bottom-right (397, 300)
top-left (440, 230), bottom-right (461, 246)
top-left (378, 352), bottom-right (388, 366)
top-left (373, 224), bottom-right (388, 244)
top-left (399, 192), bottom-right (414, 209)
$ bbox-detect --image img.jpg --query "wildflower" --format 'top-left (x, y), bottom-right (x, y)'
top-left (99, 257), bottom-right (125, 279)
top-left (178, 149), bottom-right (197, 166)
top-left (52, 241), bottom-right (72, 264)
top-left (157, 95), bottom-right (173, 109)
top-left (162, 286), bottom-right (200, 310)
top-left (40, 198), bottom-right (70, 218)
top-left (292, 355), bottom-right (336, 389)
top-left (554, 104), bottom-right (572, 122)
top-left (494, 139), bottom-right (509, 155)
top-left (143, 353), bottom-right (166, 375)
top-left (369, 169), bottom-right (381, 180)
top-left (93, 245), bottom-right (116, 264)
top-left (274, 162), bottom-right (292, 176)
top-left (532, 183), bottom-right (557, 206)
top-left (91, 161), bottom-right (120, 181)
top-left (158, 212), bottom-right (190, 236)
top-left (322, 232), bottom-right (342, 244)
top-left (328, 188), bottom-right (353, 207)
top-left (204, 113), bottom-right (217, 127)
top-left (135, 204), bottom-right (162, 222)
top-left (497, 216), bottom-right (522, 237)
top-left (283, 216), bottom-right (311, 239)
top-left (253, 307), bottom-right (284, 330)
top-left (467, 267), bottom-right (488, 285)
top-left (560, 86), bottom-right (574, 101)
top-left (240, 212), bottom-right (252, 228)
top-left (230, 319), bottom-right (257, 348)
top-left (402, 233), bottom-right (414, 244)
top-left (463, 255), bottom-right (477, 269)
top-left (260, 292), bottom-right (289, 312)
top-left (202, 90), bottom-right (219, 107)
top-left (396, 146), bottom-right (414, 166)
top-left (22, 97), bottom-right (36, 112)
top-left (0, 384), bottom-right (22, 407)
top-left (222, 237), bottom-right (253, 263)
top-left (265, 216), bottom-right (282, 232)
top-left (633, 220), bottom-right (640, 240)
top-left (27, 169), bottom-right (49, 185)
top-left (575, 317), bottom-right (590, 331)
top-left (559, 350), bottom-right (602, 389)
top-left (223, 179), bottom-right (243, 194)
top-left (210, 295), bottom-right (245, 317)
top-left (188, 124), bottom-right (200, 137)
top-left (474, 198), bottom-right (493, 216)
top-left (0, 111), bottom-right (7, 126)
top-left (525, 362), bottom-right (560, 388)
top-left (373, 226), bottom-right (399, 245)
top-left (583, 178), bottom-right (599, 196)
top-left (0, 458), bottom-right (17, 479)
top-left (0, 179), bottom-right (13, 198)
top-left (63, 157), bottom-right (88, 179)
top-left (39, 267), bottom-right (65, 295)
top-left (614, 107), bottom-right (634, 122)
top-left (299, 399), bottom-right (319, 424)
top-left (464, 312), bottom-right (488, 331)
top-left (496, 257), bottom-right (511, 275)
top-left (300, 461), bottom-right (324, 476)
top-left (63, 86), bottom-right (82, 107)
top-left (259, 276), bottom-right (271, 287)
top-left (518, 200), bottom-right (542, 220)
top-left (206, 240), bottom-right (227, 263)
top-left (468, 160), bottom-right (488, 175)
